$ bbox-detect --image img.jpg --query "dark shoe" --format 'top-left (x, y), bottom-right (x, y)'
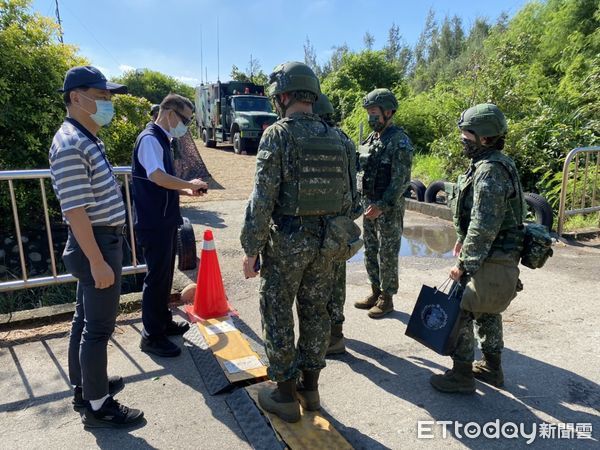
top-left (368, 293), bottom-right (394, 318)
top-left (258, 380), bottom-right (300, 423)
top-left (354, 285), bottom-right (381, 309)
top-left (140, 335), bottom-right (181, 357)
top-left (430, 360), bottom-right (476, 394)
top-left (296, 370), bottom-right (320, 411)
top-left (473, 352), bottom-right (504, 387)
top-left (73, 376), bottom-right (125, 411)
top-left (166, 320), bottom-right (190, 336)
top-left (326, 324), bottom-right (346, 356)
top-left (82, 397), bottom-right (144, 429)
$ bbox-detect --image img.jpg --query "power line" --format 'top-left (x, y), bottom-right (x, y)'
top-left (54, 0), bottom-right (63, 43)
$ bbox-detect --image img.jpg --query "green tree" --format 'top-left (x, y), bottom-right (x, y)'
top-left (112, 68), bottom-right (195, 104)
top-left (0, 0), bottom-right (87, 230)
top-left (230, 55), bottom-right (268, 85)
top-left (99, 94), bottom-right (152, 166)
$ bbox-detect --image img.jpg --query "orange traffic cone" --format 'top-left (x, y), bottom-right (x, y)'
top-left (186, 229), bottom-right (230, 321)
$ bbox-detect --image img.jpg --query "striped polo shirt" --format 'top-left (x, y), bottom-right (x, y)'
top-left (49, 118), bottom-right (126, 226)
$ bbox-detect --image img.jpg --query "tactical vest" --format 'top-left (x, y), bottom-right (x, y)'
top-left (275, 117), bottom-right (347, 216)
top-left (357, 129), bottom-right (394, 200)
top-left (454, 151), bottom-right (524, 251)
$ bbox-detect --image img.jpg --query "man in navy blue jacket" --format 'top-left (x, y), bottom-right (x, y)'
top-left (132, 94), bottom-right (208, 357)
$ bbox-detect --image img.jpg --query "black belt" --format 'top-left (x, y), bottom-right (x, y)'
top-left (68, 225), bottom-right (127, 235)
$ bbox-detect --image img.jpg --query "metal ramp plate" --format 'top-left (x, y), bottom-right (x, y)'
top-left (184, 314), bottom-right (267, 395)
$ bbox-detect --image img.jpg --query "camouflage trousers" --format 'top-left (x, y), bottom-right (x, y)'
top-left (452, 309), bottom-right (504, 363)
top-left (326, 261), bottom-right (346, 326)
top-left (259, 224), bottom-right (333, 382)
top-left (363, 206), bottom-right (404, 295)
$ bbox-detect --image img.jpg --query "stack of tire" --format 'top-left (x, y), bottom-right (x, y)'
top-left (406, 179), bottom-right (554, 230)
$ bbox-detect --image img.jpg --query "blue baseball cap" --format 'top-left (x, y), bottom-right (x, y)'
top-left (59, 65), bottom-right (128, 94)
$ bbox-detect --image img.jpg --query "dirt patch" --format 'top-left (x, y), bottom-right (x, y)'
top-left (180, 139), bottom-right (256, 204)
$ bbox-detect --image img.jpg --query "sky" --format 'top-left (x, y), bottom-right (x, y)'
top-left (30, 0), bottom-right (531, 86)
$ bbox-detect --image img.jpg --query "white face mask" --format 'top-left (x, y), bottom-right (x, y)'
top-left (170, 120), bottom-right (188, 138)
top-left (79, 93), bottom-right (115, 126)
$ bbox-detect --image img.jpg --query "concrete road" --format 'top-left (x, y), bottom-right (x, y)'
top-left (1, 199), bottom-right (598, 449)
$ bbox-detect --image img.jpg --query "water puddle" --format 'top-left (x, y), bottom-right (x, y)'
top-left (349, 225), bottom-right (456, 262)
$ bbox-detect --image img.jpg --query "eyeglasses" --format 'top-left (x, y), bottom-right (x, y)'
top-left (171, 109), bottom-right (194, 126)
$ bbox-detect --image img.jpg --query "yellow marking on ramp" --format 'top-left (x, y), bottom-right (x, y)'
top-left (246, 381), bottom-right (354, 450)
top-left (197, 317), bottom-right (267, 383)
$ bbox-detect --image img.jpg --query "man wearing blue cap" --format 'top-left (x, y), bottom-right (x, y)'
top-left (49, 65), bottom-right (144, 428)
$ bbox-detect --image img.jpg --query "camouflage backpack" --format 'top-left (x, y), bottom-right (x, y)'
top-left (521, 223), bottom-right (553, 269)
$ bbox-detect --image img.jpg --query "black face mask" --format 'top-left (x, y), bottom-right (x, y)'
top-left (461, 137), bottom-right (484, 159)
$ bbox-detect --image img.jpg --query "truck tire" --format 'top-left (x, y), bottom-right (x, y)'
top-left (177, 218), bottom-right (197, 271)
top-left (524, 192), bottom-right (553, 230)
top-left (404, 180), bottom-right (426, 202)
top-left (424, 180), bottom-right (447, 204)
top-left (233, 132), bottom-right (248, 155)
top-left (202, 129), bottom-right (216, 148)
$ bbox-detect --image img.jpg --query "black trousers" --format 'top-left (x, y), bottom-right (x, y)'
top-left (64, 229), bottom-right (122, 401)
top-left (137, 226), bottom-right (178, 339)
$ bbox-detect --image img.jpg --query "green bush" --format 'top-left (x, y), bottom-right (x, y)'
top-left (0, 0), bottom-right (87, 231)
top-left (99, 94), bottom-right (152, 166)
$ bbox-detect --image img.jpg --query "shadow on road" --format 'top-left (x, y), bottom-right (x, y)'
top-left (342, 338), bottom-right (599, 447)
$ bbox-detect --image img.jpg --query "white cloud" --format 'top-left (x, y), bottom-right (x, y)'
top-left (119, 64), bottom-right (136, 73)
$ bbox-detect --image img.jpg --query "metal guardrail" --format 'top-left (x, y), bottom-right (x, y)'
top-left (557, 147), bottom-right (600, 236)
top-left (0, 167), bottom-right (146, 292)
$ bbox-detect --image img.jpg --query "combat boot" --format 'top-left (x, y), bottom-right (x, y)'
top-left (367, 292), bottom-right (394, 318)
top-left (297, 370), bottom-right (320, 411)
top-left (473, 352), bottom-right (504, 388)
top-left (354, 285), bottom-right (381, 310)
top-left (258, 380), bottom-right (300, 423)
top-left (326, 324), bottom-right (346, 355)
top-left (430, 360), bottom-right (476, 394)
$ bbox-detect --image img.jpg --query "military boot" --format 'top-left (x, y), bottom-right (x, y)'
top-left (473, 352), bottom-right (504, 388)
top-left (258, 380), bottom-right (300, 423)
top-left (354, 285), bottom-right (381, 310)
top-left (430, 360), bottom-right (476, 394)
top-left (296, 370), bottom-right (320, 411)
top-left (326, 324), bottom-right (346, 355)
top-left (367, 292), bottom-right (394, 318)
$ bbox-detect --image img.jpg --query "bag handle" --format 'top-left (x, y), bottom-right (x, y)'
top-left (435, 277), bottom-right (461, 299)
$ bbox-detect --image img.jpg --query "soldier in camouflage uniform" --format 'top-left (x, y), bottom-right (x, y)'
top-left (354, 89), bottom-right (413, 319)
top-left (430, 103), bottom-right (525, 394)
top-left (240, 62), bottom-right (351, 422)
top-left (313, 94), bottom-right (362, 355)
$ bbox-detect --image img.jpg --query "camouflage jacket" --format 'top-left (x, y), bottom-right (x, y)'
top-left (240, 112), bottom-right (351, 257)
top-left (449, 150), bottom-right (524, 274)
top-left (335, 127), bottom-right (362, 220)
top-left (357, 125), bottom-right (413, 213)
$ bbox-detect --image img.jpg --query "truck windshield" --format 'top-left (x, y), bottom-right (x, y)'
top-left (233, 97), bottom-right (273, 112)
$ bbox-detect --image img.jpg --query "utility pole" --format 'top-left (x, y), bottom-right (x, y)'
top-left (55, 0), bottom-right (64, 43)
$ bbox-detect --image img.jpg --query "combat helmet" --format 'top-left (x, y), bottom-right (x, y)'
top-left (458, 103), bottom-right (507, 137)
top-left (267, 61), bottom-right (320, 101)
top-left (313, 93), bottom-right (334, 117)
top-left (362, 88), bottom-right (398, 111)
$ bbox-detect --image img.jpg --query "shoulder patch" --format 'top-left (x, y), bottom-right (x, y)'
top-left (256, 150), bottom-right (272, 160)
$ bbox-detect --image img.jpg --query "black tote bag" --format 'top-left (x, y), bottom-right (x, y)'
top-left (405, 280), bottom-right (464, 356)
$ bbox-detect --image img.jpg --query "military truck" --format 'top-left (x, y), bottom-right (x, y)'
top-left (195, 81), bottom-right (278, 154)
